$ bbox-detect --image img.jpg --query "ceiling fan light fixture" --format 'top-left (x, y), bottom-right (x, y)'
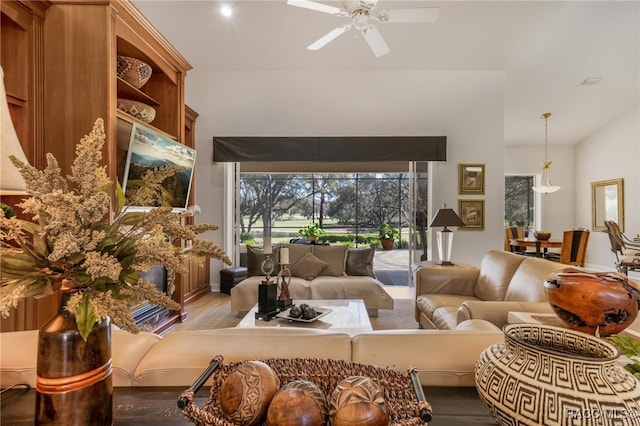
top-left (287, 0), bottom-right (439, 56)
top-left (532, 112), bottom-right (561, 194)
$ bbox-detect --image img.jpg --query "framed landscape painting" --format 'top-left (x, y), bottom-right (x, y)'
top-left (458, 163), bottom-right (485, 194)
top-left (458, 199), bottom-right (484, 230)
top-left (121, 121), bottom-right (197, 211)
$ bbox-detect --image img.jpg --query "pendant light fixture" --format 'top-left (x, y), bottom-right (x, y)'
top-left (532, 112), bottom-right (561, 194)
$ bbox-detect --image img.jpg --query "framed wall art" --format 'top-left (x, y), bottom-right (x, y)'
top-left (120, 119), bottom-right (197, 212)
top-left (591, 178), bottom-right (624, 231)
top-left (458, 199), bottom-right (485, 230)
top-left (458, 163), bottom-right (485, 194)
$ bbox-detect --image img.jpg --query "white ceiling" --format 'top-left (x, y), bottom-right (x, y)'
top-left (133, 0), bottom-right (639, 146)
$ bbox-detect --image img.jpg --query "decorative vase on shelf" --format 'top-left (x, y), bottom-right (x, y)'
top-left (476, 323), bottom-right (640, 426)
top-left (36, 280), bottom-right (113, 425)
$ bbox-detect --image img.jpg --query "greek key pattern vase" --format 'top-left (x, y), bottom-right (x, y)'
top-left (476, 324), bottom-right (640, 426)
top-left (35, 281), bottom-right (113, 425)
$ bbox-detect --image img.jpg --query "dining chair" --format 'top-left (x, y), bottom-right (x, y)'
top-left (604, 220), bottom-right (640, 275)
top-left (546, 229), bottom-right (590, 267)
top-left (505, 226), bottom-right (524, 253)
top-left (504, 226), bottom-right (536, 256)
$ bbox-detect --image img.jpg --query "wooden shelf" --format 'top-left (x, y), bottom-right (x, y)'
top-left (117, 77), bottom-right (161, 106)
top-left (1, 0), bottom-right (199, 334)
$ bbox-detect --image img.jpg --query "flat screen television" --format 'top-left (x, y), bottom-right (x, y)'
top-left (119, 117), bottom-right (196, 211)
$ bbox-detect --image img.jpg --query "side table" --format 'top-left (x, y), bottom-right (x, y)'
top-left (413, 260), bottom-right (479, 295)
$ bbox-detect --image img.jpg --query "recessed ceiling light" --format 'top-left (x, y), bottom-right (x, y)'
top-left (220, 5), bottom-right (232, 17)
top-left (580, 77), bottom-right (603, 86)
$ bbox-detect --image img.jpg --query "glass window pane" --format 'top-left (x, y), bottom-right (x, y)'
top-left (505, 175), bottom-right (535, 229)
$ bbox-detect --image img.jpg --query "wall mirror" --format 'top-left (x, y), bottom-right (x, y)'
top-left (591, 178), bottom-right (624, 231)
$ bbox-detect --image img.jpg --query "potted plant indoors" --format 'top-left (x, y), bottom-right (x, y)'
top-left (298, 222), bottom-right (324, 243)
top-left (379, 223), bottom-right (399, 251)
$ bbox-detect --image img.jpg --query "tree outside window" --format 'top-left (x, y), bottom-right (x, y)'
top-left (505, 175), bottom-right (535, 229)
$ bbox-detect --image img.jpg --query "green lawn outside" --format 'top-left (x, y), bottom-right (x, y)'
top-left (241, 217), bottom-right (409, 248)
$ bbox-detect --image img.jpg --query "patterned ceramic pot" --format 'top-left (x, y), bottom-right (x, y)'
top-left (117, 98), bottom-right (156, 123)
top-left (476, 324), bottom-right (640, 426)
top-left (117, 55), bottom-right (152, 89)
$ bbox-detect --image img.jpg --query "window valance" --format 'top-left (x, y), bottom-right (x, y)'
top-left (212, 136), bottom-right (446, 163)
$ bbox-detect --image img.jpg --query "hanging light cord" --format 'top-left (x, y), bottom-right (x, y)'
top-left (542, 112), bottom-right (551, 162)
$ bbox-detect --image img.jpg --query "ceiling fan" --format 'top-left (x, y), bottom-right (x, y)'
top-left (287, 0), bottom-right (439, 57)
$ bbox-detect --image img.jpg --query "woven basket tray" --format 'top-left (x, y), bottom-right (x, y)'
top-left (179, 356), bottom-right (431, 426)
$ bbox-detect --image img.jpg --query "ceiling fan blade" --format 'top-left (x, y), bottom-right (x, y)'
top-left (376, 7), bottom-right (440, 23)
top-left (307, 26), bottom-right (350, 50)
top-left (287, 0), bottom-right (348, 16)
top-left (361, 25), bottom-right (390, 57)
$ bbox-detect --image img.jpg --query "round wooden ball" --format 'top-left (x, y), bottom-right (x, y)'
top-left (220, 361), bottom-right (280, 426)
top-left (266, 380), bottom-right (328, 426)
top-left (329, 376), bottom-right (389, 426)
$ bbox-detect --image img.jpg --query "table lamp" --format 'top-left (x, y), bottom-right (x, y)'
top-left (429, 204), bottom-right (465, 266)
top-left (1, 66), bottom-right (28, 195)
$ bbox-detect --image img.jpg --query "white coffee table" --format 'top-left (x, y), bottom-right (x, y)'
top-left (236, 299), bottom-right (373, 337)
top-left (507, 311), bottom-right (558, 325)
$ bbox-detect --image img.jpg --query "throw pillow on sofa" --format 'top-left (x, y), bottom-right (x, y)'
top-left (312, 245), bottom-right (348, 276)
top-left (290, 252), bottom-right (329, 280)
top-left (283, 244), bottom-right (312, 267)
top-left (246, 245), bottom-right (280, 277)
top-left (345, 248), bottom-right (375, 277)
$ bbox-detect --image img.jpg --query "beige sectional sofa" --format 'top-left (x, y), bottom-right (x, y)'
top-left (415, 249), bottom-right (566, 329)
top-left (1, 321), bottom-right (503, 390)
top-left (231, 244), bottom-right (394, 315)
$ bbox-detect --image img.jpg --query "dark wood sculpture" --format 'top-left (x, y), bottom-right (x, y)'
top-left (219, 361), bottom-right (280, 426)
top-left (329, 376), bottom-right (389, 426)
top-left (266, 380), bottom-right (328, 426)
top-left (545, 268), bottom-right (640, 336)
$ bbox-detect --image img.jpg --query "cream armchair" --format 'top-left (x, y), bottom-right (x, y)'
top-left (414, 250), bottom-right (565, 329)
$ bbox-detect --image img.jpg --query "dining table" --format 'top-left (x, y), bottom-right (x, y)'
top-left (510, 238), bottom-right (562, 258)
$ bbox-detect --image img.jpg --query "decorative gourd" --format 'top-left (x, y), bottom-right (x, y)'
top-left (266, 380), bottom-right (328, 426)
top-left (329, 376), bottom-right (389, 426)
top-left (219, 361), bottom-right (280, 426)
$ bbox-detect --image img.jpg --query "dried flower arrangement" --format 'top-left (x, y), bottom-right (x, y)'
top-left (0, 118), bottom-right (231, 339)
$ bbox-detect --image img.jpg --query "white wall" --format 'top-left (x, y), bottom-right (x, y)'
top-left (504, 145), bottom-right (576, 234)
top-left (575, 104), bottom-right (640, 273)
top-left (185, 69), bottom-right (506, 284)
top-left (506, 103), bottom-right (639, 276)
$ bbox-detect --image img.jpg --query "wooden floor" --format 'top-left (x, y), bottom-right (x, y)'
top-left (1, 385), bottom-right (497, 425)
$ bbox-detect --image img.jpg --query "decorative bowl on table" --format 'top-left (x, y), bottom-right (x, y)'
top-left (117, 98), bottom-right (156, 123)
top-left (544, 268), bottom-right (640, 336)
top-left (117, 55), bottom-right (152, 89)
top-left (533, 230), bottom-right (551, 240)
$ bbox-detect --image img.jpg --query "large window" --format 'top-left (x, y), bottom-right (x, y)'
top-left (505, 175), bottom-right (536, 229)
top-left (239, 172), bottom-right (426, 248)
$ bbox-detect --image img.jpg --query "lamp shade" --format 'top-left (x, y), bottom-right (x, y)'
top-left (429, 207), bottom-right (465, 228)
top-left (0, 66), bottom-right (28, 195)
